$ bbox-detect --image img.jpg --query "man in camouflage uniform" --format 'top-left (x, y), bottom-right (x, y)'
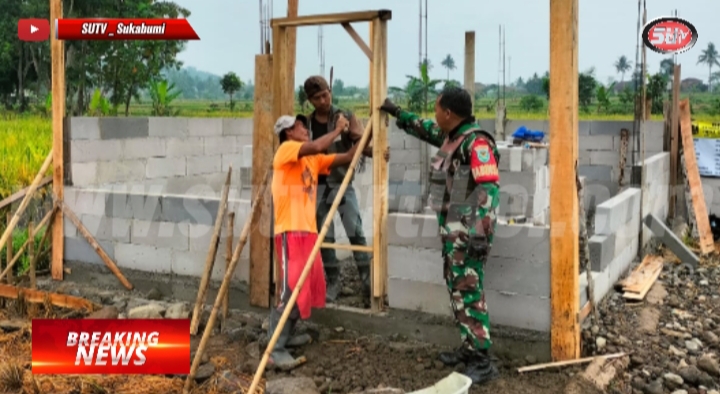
top-left (380, 86), bottom-right (500, 385)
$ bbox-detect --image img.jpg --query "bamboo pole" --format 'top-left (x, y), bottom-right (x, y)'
top-left (6, 212), bottom-right (13, 284)
top-left (28, 208), bottom-right (56, 282)
top-left (61, 201), bottom-right (133, 290)
top-left (0, 151), bottom-right (52, 261)
top-left (190, 167), bottom-right (233, 335)
top-left (28, 220), bottom-right (35, 289)
top-left (50, 0), bottom-right (65, 281)
top-left (0, 207), bottom-right (55, 282)
top-left (183, 170), bottom-right (271, 393)
top-left (222, 211), bottom-right (235, 330)
top-left (247, 114), bottom-right (375, 394)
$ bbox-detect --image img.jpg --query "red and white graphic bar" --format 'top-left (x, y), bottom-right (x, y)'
top-left (56, 18), bottom-right (199, 40)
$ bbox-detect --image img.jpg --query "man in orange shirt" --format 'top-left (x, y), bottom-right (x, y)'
top-left (268, 113), bottom-right (359, 369)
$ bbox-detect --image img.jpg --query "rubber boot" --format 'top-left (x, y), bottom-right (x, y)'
top-left (438, 346), bottom-right (473, 366)
top-left (266, 308), bottom-right (298, 370)
top-left (462, 349), bottom-right (499, 385)
top-left (357, 264), bottom-right (371, 298)
top-left (325, 266), bottom-right (342, 303)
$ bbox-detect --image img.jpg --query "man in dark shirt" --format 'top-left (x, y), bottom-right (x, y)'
top-left (303, 76), bottom-right (373, 302)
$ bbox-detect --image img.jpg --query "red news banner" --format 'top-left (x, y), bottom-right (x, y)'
top-left (32, 319), bottom-right (190, 374)
top-left (56, 18), bottom-right (199, 40)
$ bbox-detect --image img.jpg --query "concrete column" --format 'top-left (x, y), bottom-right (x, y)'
top-left (464, 31), bottom-right (475, 110)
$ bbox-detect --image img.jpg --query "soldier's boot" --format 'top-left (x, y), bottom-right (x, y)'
top-left (462, 349), bottom-right (499, 385)
top-left (267, 308), bottom-right (299, 370)
top-left (357, 264), bottom-right (371, 298)
top-left (325, 266), bottom-right (342, 303)
top-left (438, 346), bottom-right (473, 366)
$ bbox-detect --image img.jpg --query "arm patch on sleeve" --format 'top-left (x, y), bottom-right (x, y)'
top-left (470, 138), bottom-right (499, 183)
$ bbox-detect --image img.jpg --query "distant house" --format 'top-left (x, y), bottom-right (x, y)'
top-left (681, 78), bottom-right (707, 92)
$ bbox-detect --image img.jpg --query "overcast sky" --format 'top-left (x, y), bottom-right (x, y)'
top-left (172, 0), bottom-right (718, 88)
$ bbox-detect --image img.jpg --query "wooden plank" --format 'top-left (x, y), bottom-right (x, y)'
top-left (623, 264), bottom-right (663, 301)
top-left (549, 0), bottom-right (580, 361)
top-left (222, 211), bottom-right (234, 328)
top-left (51, 0), bottom-right (65, 281)
top-left (464, 31), bottom-right (475, 110)
top-left (342, 23), bottom-right (373, 60)
top-left (679, 99), bottom-right (715, 255)
top-left (518, 353), bottom-right (626, 374)
top-left (579, 301), bottom-right (591, 323)
top-left (272, 10), bottom-right (391, 28)
top-left (0, 283), bottom-right (97, 311)
top-left (371, 17), bottom-right (389, 311)
top-left (669, 65), bottom-right (681, 218)
top-left (0, 176), bottom-right (51, 211)
top-left (249, 53), bottom-right (275, 309)
top-left (617, 255), bottom-right (663, 293)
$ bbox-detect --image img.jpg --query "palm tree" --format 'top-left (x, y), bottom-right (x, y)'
top-left (614, 55), bottom-right (632, 85)
top-left (440, 54), bottom-right (456, 81)
top-left (698, 42), bottom-right (720, 91)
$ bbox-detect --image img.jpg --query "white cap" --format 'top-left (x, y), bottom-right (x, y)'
top-left (274, 114), bottom-right (307, 135)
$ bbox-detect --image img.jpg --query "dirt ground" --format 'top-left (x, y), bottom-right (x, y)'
top-left (0, 268), bottom-right (604, 394)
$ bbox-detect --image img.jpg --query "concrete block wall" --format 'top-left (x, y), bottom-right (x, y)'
top-left (496, 142), bottom-right (549, 224)
top-left (635, 153), bottom-right (670, 246)
top-left (582, 188), bottom-right (641, 306)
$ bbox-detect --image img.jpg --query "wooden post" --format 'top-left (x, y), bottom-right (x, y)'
top-left (286, 0), bottom-right (298, 111)
top-left (549, 0), bottom-right (580, 361)
top-left (638, 7), bottom-right (648, 257)
top-left (669, 65), bottom-right (681, 219)
top-left (464, 31), bottom-right (476, 111)
top-left (222, 211), bottom-right (235, 327)
top-left (51, 0), bottom-right (65, 281)
top-left (6, 212), bottom-right (13, 284)
top-left (369, 22), bottom-right (374, 109)
top-left (28, 221), bottom-right (35, 289)
top-left (370, 17), bottom-right (388, 311)
top-left (249, 51), bottom-right (275, 308)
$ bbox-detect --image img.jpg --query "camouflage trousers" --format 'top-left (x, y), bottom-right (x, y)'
top-left (439, 183), bottom-right (499, 351)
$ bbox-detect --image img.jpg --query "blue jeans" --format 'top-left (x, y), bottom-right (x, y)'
top-left (315, 184), bottom-right (371, 272)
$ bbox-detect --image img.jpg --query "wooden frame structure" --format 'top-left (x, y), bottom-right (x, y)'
top-left (249, 9), bottom-right (391, 313)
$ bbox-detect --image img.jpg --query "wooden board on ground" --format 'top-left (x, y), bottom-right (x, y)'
top-left (0, 284), bottom-right (97, 311)
top-left (617, 255), bottom-right (664, 293)
top-left (679, 99), bottom-right (715, 255)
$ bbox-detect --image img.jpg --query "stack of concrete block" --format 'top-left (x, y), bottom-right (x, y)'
top-left (496, 143), bottom-right (549, 225)
top-left (582, 188), bottom-right (641, 305)
top-left (63, 186), bottom-right (251, 283)
top-left (633, 153), bottom-right (670, 246)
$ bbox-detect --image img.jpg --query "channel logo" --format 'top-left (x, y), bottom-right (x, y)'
top-left (18, 19), bottom-right (50, 42)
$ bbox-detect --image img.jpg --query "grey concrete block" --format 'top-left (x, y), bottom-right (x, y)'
top-left (389, 164), bottom-right (422, 183)
top-left (100, 117), bottom-right (149, 140)
top-left (146, 157), bottom-right (186, 179)
top-left (71, 140), bottom-right (123, 163)
top-left (188, 118), bottom-right (222, 137)
top-left (615, 212), bottom-right (640, 257)
top-left (70, 117), bottom-right (101, 140)
top-left (589, 121), bottom-right (633, 136)
top-left (500, 171), bottom-right (541, 195)
top-left (578, 165), bottom-right (613, 182)
top-left (63, 217), bottom-right (78, 238)
top-left (65, 188), bottom-right (107, 216)
top-left (388, 182), bottom-right (424, 196)
top-left (387, 278), bottom-right (450, 316)
top-left (160, 196), bottom-right (217, 225)
top-left (388, 246), bottom-right (444, 284)
top-left (584, 180), bottom-right (618, 209)
top-left (498, 192), bottom-right (532, 217)
top-left (594, 188), bottom-right (640, 235)
top-left (498, 147), bottom-right (522, 172)
top-left (131, 219), bottom-right (189, 250)
top-left (187, 155), bottom-right (221, 176)
top-left (64, 237), bottom-right (115, 265)
top-left (578, 121), bottom-right (592, 135)
top-left (484, 256), bottom-right (550, 297)
top-left (579, 135), bottom-right (614, 151)
top-left (490, 224), bottom-right (549, 262)
top-left (589, 151), bottom-right (620, 167)
top-left (123, 138), bottom-right (166, 159)
top-left (114, 243), bottom-right (172, 273)
top-left (104, 193), bottom-right (162, 221)
top-left (166, 137), bottom-right (203, 157)
top-left (389, 132), bottom-right (406, 149)
top-left (77, 214), bottom-right (131, 243)
top-left (221, 154), bottom-right (243, 172)
top-left (148, 117), bottom-right (189, 137)
top-left (644, 214), bottom-right (699, 267)
top-left (404, 135), bottom-right (421, 149)
top-left (204, 136), bottom-right (242, 155)
top-left (589, 233), bottom-right (614, 272)
top-left (71, 162), bottom-right (98, 187)
top-left (96, 160), bottom-right (146, 184)
top-left (387, 214), bottom-right (441, 249)
top-left (389, 149), bottom-right (422, 164)
top-left (521, 148), bottom-right (548, 171)
top-left (222, 118), bottom-right (253, 136)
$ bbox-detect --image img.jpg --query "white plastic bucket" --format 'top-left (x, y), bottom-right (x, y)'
top-left (407, 372), bottom-right (472, 394)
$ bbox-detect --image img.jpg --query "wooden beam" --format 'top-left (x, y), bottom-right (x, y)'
top-left (342, 23), bottom-right (373, 61)
top-left (286, 0), bottom-right (298, 113)
top-left (371, 17), bottom-right (389, 312)
top-left (321, 243), bottom-right (373, 253)
top-left (464, 31), bottom-right (476, 110)
top-left (272, 10), bottom-right (391, 28)
top-left (669, 65), bottom-right (681, 218)
top-left (549, 0), bottom-right (580, 361)
top-left (249, 53), bottom-right (275, 308)
top-left (0, 283), bottom-right (97, 311)
top-left (679, 99), bottom-right (715, 255)
top-left (51, 0), bottom-right (65, 282)
top-left (0, 176), bottom-right (51, 211)
top-left (368, 22), bottom-right (374, 109)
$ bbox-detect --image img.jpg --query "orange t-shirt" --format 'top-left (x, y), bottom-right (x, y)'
top-left (272, 141), bottom-right (336, 234)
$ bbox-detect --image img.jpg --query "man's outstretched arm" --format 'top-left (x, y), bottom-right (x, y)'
top-left (379, 98), bottom-right (444, 147)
